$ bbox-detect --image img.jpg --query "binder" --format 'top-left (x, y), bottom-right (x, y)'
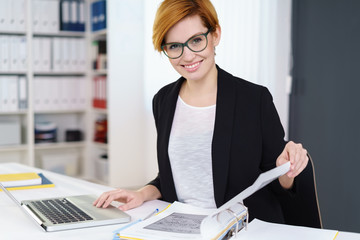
top-left (200, 202), bottom-right (248, 240)
top-left (70, 0), bottom-right (77, 31)
top-left (41, 37), bottom-right (52, 72)
top-left (39, 0), bottom-right (49, 33)
top-left (78, 0), bottom-right (86, 31)
top-left (52, 38), bottom-right (63, 72)
top-left (10, 36), bottom-right (20, 72)
top-left (62, 38), bottom-right (71, 72)
top-left (41, 0), bottom-right (51, 33)
top-left (1, 77), bottom-right (10, 112)
top-left (11, 0), bottom-right (26, 32)
top-left (60, 0), bottom-right (70, 31)
top-left (33, 77), bottom-right (41, 111)
top-left (69, 38), bottom-right (78, 72)
top-left (41, 78), bottom-right (51, 111)
top-left (18, 36), bottom-right (27, 71)
top-left (0, 36), bottom-right (10, 71)
top-left (0, 77), bottom-right (2, 112)
top-left (91, 1), bottom-right (99, 31)
top-left (18, 76), bottom-right (27, 110)
top-left (78, 77), bottom-right (87, 110)
top-left (98, 0), bottom-right (106, 30)
top-left (77, 38), bottom-right (87, 71)
top-left (0, 0), bottom-right (11, 32)
top-left (0, 77), bottom-right (6, 112)
top-left (48, 0), bottom-right (60, 33)
top-left (59, 77), bottom-right (69, 109)
top-left (32, 0), bottom-right (41, 33)
top-left (8, 76), bottom-right (19, 112)
top-left (48, 77), bottom-right (57, 110)
top-left (0, 36), bottom-right (3, 71)
top-left (32, 37), bottom-right (42, 72)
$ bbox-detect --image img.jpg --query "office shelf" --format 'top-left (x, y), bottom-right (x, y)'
top-left (34, 142), bottom-right (86, 150)
top-left (92, 142), bottom-right (108, 150)
top-left (0, 110), bottom-right (28, 115)
top-left (33, 31), bottom-right (86, 38)
top-left (0, 144), bottom-right (28, 152)
top-left (0, 1), bottom-right (89, 175)
top-left (33, 72), bottom-right (86, 76)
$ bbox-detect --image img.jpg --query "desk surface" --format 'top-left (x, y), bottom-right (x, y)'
top-left (1, 163), bottom-right (359, 240)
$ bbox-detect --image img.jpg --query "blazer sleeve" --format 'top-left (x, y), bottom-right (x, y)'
top-left (259, 87), bottom-right (297, 196)
top-left (145, 92), bottom-right (162, 192)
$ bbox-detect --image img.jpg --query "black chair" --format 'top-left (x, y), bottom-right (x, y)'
top-left (280, 154), bottom-right (323, 228)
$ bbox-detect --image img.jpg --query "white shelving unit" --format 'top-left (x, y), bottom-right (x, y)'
top-left (87, 24), bottom-right (108, 183)
top-left (0, 0), bottom-right (89, 178)
top-left (1, 0), bottom-right (151, 189)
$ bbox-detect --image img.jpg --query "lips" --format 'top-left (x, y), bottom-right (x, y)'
top-left (182, 61), bottom-right (202, 72)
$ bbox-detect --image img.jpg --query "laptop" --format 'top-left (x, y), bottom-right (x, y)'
top-left (0, 182), bottom-right (131, 232)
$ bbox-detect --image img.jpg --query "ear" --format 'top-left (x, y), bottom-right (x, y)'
top-left (212, 25), bottom-right (221, 47)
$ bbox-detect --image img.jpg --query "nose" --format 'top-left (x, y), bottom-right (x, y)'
top-left (181, 46), bottom-right (196, 61)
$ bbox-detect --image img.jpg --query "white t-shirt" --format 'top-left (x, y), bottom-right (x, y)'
top-left (168, 96), bottom-right (217, 209)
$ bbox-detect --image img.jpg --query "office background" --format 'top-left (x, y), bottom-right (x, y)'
top-left (0, 0), bottom-right (358, 233)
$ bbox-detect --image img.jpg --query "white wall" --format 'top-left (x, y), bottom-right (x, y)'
top-left (142, 0), bottom-right (293, 182)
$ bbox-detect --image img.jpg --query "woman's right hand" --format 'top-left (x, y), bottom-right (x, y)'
top-left (93, 185), bottom-right (161, 211)
top-left (93, 188), bottom-right (145, 211)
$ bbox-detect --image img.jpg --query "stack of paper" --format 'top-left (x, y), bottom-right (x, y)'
top-left (0, 172), bottom-right (54, 191)
top-left (116, 163), bottom-right (292, 240)
top-left (235, 219), bottom-right (339, 240)
top-left (118, 202), bottom-right (215, 240)
top-left (0, 172), bottom-right (41, 187)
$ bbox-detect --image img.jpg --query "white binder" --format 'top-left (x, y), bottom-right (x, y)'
top-left (48, 0), bottom-right (60, 33)
top-left (78, 38), bottom-right (87, 71)
top-left (41, 37), bottom-right (52, 72)
top-left (18, 76), bottom-right (27, 110)
top-left (78, 77), bottom-right (87, 110)
top-left (12, 0), bottom-right (26, 32)
top-left (8, 76), bottom-right (19, 112)
top-left (32, 37), bottom-right (42, 72)
top-left (33, 77), bottom-right (41, 111)
top-left (10, 36), bottom-right (20, 71)
top-left (69, 38), bottom-right (78, 72)
top-left (0, 36), bottom-right (10, 71)
top-left (32, 0), bottom-right (41, 33)
top-left (0, 0), bottom-right (11, 32)
top-left (52, 38), bottom-right (63, 72)
top-left (18, 36), bottom-right (27, 71)
top-left (62, 38), bottom-right (71, 72)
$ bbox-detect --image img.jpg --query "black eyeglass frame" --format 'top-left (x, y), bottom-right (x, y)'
top-left (161, 29), bottom-right (212, 59)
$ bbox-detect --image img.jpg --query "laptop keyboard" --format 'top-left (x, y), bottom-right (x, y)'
top-left (32, 198), bottom-right (93, 224)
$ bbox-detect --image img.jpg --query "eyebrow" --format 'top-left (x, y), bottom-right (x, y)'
top-left (164, 31), bottom-right (206, 44)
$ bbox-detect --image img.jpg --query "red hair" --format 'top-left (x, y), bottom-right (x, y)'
top-left (153, 0), bottom-right (219, 52)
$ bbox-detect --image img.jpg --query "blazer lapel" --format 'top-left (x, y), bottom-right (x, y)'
top-left (212, 66), bottom-right (237, 207)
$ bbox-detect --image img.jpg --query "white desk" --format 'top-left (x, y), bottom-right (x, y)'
top-left (0, 163), bottom-right (169, 240)
top-left (1, 163), bottom-right (359, 240)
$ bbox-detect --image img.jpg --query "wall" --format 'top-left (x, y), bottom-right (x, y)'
top-left (290, 0), bottom-right (360, 232)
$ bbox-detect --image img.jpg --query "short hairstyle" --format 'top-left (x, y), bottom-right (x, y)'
top-left (153, 0), bottom-right (219, 52)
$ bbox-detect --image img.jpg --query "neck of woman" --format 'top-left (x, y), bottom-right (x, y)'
top-left (180, 68), bottom-right (218, 107)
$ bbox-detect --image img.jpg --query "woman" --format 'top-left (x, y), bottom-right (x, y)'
top-left (94, 0), bottom-right (308, 223)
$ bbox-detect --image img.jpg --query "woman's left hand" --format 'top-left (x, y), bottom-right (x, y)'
top-left (276, 141), bottom-right (309, 189)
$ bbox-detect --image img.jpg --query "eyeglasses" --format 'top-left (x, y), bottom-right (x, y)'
top-left (161, 29), bottom-right (211, 59)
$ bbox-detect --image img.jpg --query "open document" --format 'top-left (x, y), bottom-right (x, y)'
top-left (235, 219), bottom-right (339, 240)
top-left (200, 162), bottom-right (290, 239)
top-left (119, 201), bottom-right (215, 240)
top-left (118, 162), bottom-right (291, 240)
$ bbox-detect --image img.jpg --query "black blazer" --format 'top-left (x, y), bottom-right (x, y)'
top-left (149, 65), bottom-right (295, 223)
